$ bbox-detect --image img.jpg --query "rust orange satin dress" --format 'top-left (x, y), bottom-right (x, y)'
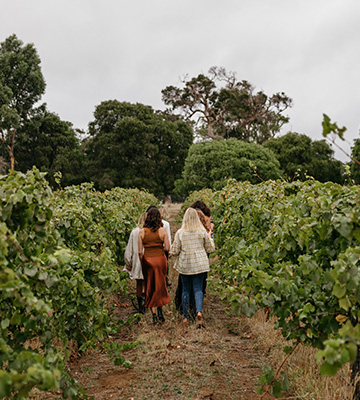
top-left (142, 227), bottom-right (171, 308)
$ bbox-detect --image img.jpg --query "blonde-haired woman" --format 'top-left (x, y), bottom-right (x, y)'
top-left (124, 212), bottom-right (147, 313)
top-left (170, 208), bottom-right (215, 326)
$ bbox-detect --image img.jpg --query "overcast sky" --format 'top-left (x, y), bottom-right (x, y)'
top-left (1, 0), bottom-right (360, 161)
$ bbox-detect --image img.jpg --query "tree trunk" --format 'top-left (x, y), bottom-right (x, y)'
top-left (351, 345), bottom-right (360, 399)
top-left (7, 128), bottom-right (16, 170)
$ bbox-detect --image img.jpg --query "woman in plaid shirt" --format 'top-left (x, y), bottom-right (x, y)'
top-left (170, 207), bottom-right (215, 326)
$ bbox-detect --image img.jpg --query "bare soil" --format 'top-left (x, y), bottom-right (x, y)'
top-left (32, 204), bottom-right (279, 400)
top-left (69, 294), bottom-right (273, 400)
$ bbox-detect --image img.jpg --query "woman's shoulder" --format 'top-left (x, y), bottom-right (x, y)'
top-left (139, 227), bottom-right (147, 236)
top-left (158, 226), bottom-right (167, 234)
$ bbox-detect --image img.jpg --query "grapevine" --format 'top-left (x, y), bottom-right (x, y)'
top-left (208, 178), bottom-right (360, 396)
top-left (0, 168), bottom-right (157, 399)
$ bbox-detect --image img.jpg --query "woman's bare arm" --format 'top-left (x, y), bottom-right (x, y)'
top-left (138, 229), bottom-right (144, 262)
top-left (160, 227), bottom-right (170, 252)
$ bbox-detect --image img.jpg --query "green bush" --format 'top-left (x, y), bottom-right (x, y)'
top-left (0, 168), bottom-right (157, 399)
top-left (174, 138), bottom-right (282, 198)
top-left (210, 178), bottom-right (360, 382)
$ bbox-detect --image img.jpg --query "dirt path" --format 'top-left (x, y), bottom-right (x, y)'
top-left (69, 292), bottom-right (273, 400)
top-left (37, 204), bottom-right (276, 400)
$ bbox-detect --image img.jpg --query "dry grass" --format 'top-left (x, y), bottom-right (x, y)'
top-left (247, 310), bottom-right (353, 399)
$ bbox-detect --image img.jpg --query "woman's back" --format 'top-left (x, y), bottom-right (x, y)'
top-left (143, 227), bottom-right (164, 257)
top-left (178, 230), bottom-right (210, 253)
top-left (171, 229), bottom-right (214, 275)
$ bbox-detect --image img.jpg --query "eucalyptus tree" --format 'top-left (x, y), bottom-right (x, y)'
top-left (162, 66), bottom-right (292, 144)
top-left (0, 34), bottom-right (46, 170)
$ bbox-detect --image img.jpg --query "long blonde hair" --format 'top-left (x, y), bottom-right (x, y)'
top-left (180, 207), bottom-right (206, 232)
top-left (195, 208), bottom-right (209, 232)
top-left (137, 212), bottom-right (147, 228)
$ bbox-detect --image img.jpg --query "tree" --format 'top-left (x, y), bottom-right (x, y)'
top-left (0, 34), bottom-right (46, 170)
top-left (263, 132), bottom-right (345, 183)
top-left (161, 66), bottom-right (292, 143)
top-left (84, 100), bottom-right (193, 197)
top-left (0, 156), bottom-right (7, 173)
top-left (15, 106), bottom-right (85, 187)
top-left (350, 138), bottom-right (360, 184)
top-left (174, 138), bottom-right (282, 198)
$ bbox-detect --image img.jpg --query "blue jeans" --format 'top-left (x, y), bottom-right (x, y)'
top-left (180, 272), bottom-right (206, 319)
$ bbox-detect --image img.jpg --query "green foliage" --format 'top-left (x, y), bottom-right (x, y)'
top-left (322, 113), bottom-right (347, 140)
top-left (84, 100), bottom-right (193, 197)
top-left (257, 366), bottom-right (290, 397)
top-left (103, 340), bottom-right (139, 368)
top-left (0, 35), bottom-right (45, 119)
top-left (264, 132), bottom-right (345, 183)
top-left (0, 34), bottom-right (46, 169)
top-left (0, 168), bottom-right (156, 398)
top-left (162, 66), bottom-right (292, 143)
top-left (174, 138), bottom-right (282, 198)
top-left (53, 183), bottom-right (157, 269)
top-left (350, 138), bottom-right (360, 184)
top-left (15, 106), bottom-right (84, 186)
top-left (210, 178), bottom-right (360, 378)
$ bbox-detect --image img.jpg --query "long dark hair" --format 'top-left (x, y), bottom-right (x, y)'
top-left (190, 200), bottom-right (211, 217)
top-left (144, 208), bottom-right (162, 232)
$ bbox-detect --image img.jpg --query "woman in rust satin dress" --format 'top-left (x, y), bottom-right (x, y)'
top-left (138, 208), bottom-right (171, 324)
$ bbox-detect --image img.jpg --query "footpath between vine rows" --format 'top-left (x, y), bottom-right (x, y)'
top-left (33, 203), bottom-right (278, 400)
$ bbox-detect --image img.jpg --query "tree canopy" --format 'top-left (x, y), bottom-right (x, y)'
top-left (84, 100), bottom-right (193, 197)
top-left (263, 132), bottom-right (345, 183)
top-left (15, 106), bottom-right (84, 187)
top-left (350, 138), bottom-right (360, 184)
top-left (0, 34), bottom-right (348, 198)
top-left (0, 34), bottom-right (46, 170)
top-left (162, 66), bottom-right (292, 144)
top-left (174, 138), bottom-right (282, 198)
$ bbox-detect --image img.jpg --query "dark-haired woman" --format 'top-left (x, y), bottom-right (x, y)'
top-left (138, 208), bottom-right (171, 324)
top-left (189, 200), bottom-right (214, 233)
